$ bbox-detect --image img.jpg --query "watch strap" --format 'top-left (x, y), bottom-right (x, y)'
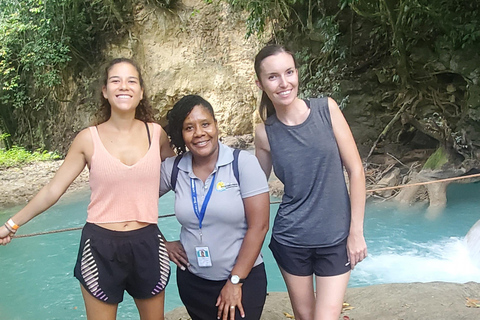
top-left (228, 274), bottom-right (245, 284)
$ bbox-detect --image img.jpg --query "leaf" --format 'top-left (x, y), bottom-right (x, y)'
top-left (342, 302), bottom-right (355, 311)
top-left (465, 297), bottom-right (480, 308)
top-left (283, 312), bottom-right (295, 319)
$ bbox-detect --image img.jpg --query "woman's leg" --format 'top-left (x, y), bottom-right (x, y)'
top-left (177, 267), bottom-right (222, 320)
top-left (280, 267), bottom-right (316, 320)
top-left (314, 271), bottom-right (350, 320)
top-left (134, 291), bottom-right (165, 320)
top-left (81, 285), bottom-right (118, 320)
top-left (239, 263), bottom-right (267, 320)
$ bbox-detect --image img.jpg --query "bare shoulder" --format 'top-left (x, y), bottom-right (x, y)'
top-left (327, 97), bottom-right (341, 113)
top-left (72, 127), bottom-right (92, 147)
top-left (67, 127), bottom-right (94, 162)
top-left (327, 97), bottom-right (349, 124)
top-left (255, 122), bottom-right (266, 133)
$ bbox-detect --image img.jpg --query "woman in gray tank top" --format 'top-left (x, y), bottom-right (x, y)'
top-left (253, 44), bottom-right (368, 320)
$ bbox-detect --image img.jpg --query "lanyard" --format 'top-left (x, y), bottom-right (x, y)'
top-left (190, 173), bottom-right (216, 230)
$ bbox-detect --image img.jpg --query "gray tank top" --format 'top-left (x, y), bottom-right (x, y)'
top-left (265, 97), bottom-right (351, 248)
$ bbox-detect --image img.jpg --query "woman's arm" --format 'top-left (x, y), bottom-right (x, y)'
top-left (216, 192), bottom-right (270, 320)
top-left (160, 126), bottom-right (175, 160)
top-left (328, 97), bottom-right (367, 269)
top-left (254, 123), bottom-right (272, 178)
top-left (0, 129), bottom-right (90, 245)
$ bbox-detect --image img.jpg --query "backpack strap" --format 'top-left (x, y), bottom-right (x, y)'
top-left (170, 154), bottom-right (183, 191)
top-left (233, 148), bottom-right (241, 187)
top-left (171, 149), bottom-right (241, 191)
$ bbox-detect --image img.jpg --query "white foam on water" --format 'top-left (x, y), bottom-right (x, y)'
top-left (466, 219), bottom-right (480, 268)
top-left (352, 237), bottom-right (480, 286)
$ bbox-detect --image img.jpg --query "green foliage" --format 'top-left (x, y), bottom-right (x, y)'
top-left (423, 147), bottom-right (448, 170)
top-left (0, 145), bottom-right (61, 168)
top-left (223, 0), bottom-right (349, 99)
top-left (225, 0), bottom-right (298, 38)
top-left (0, 0), bottom-right (175, 151)
top-left (0, 126), bottom-right (60, 166)
top-left (343, 0), bottom-right (480, 84)
top-left (295, 15), bottom-right (347, 100)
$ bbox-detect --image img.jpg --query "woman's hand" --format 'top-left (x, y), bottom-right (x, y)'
top-left (164, 240), bottom-right (189, 270)
top-left (216, 282), bottom-right (244, 320)
top-left (0, 225), bottom-right (14, 246)
top-left (347, 230), bottom-right (367, 269)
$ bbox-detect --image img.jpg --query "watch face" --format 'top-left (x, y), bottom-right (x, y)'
top-left (230, 275), bottom-right (240, 284)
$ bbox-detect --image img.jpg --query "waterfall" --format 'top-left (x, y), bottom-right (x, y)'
top-left (466, 219), bottom-right (480, 268)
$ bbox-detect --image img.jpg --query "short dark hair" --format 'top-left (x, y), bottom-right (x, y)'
top-left (166, 95), bottom-right (216, 155)
top-left (254, 44), bottom-right (298, 122)
top-left (95, 58), bottom-right (155, 124)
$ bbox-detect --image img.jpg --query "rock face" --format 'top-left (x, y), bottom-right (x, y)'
top-left (106, 0), bottom-right (264, 137)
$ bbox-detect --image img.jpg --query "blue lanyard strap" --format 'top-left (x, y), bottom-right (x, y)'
top-left (190, 173), bottom-right (216, 229)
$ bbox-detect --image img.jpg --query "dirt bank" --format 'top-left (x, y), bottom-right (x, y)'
top-left (165, 282), bottom-right (480, 320)
top-left (0, 160), bottom-right (89, 208)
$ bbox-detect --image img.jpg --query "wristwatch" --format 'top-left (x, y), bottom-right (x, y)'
top-left (228, 274), bottom-right (245, 284)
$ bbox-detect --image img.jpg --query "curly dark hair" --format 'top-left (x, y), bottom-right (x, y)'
top-left (94, 58), bottom-right (155, 124)
top-left (254, 44), bottom-right (298, 122)
top-left (166, 95), bottom-right (216, 155)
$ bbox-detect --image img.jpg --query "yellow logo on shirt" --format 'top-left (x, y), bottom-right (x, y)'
top-left (216, 181), bottom-right (226, 191)
top-left (216, 180), bottom-right (238, 192)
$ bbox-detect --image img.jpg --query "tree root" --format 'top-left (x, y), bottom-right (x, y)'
top-left (365, 91), bottom-right (420, 163)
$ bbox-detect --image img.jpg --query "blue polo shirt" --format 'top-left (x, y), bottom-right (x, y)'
top-left (160, 142), bottom-right (269, 280)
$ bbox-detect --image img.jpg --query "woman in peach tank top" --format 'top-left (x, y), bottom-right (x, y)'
top-left (0, 58), bottom-right (175, 320)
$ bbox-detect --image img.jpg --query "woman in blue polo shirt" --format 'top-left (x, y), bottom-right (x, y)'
top-left (160, 95), bottom-right (270, 320)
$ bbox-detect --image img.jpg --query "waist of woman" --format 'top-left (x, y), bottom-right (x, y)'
top-left (93, 221), bottom-right (153, 231)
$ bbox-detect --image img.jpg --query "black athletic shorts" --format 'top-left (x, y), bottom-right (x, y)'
top-left (74, 223), bottom-right (170, 304)
top-left (177, 263), bottom-right (267, 320)
top-left (269, 236), bottom-right (351, 277)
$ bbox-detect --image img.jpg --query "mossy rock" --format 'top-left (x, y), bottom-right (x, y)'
top-left (423, 147), bottom-right (448, 170)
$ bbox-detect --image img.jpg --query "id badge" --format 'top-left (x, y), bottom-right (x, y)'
top-left (195, 246), bottom-right (212, 267)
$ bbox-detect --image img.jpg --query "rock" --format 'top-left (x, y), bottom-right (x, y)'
top-left (374, 167), bottom-right (400, 197)
top-left (426, 181), bottom-right (448, 208)
top-left (268, 179), bottom-right (284, 198)
top-left (220, 134), bottom-right (254, 150)
top-left (393, 168), bottom-right (473, 208)
top-left (393, 172), bottom-right (424, 205)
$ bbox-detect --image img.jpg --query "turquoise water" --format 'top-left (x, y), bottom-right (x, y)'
top-left (1, 183), bottom-right (480, 319)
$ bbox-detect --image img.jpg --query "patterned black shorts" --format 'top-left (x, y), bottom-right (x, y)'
top-left (74, 223), bottom-right (170, 304)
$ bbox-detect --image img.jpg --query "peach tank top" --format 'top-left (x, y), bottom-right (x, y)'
top-left (86, 123), bottom-right (161, 224)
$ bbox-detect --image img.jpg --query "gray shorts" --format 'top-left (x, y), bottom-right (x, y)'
top-left (269, 236), bottom-right (350, 277)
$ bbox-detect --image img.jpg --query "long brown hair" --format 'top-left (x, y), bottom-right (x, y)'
top-left (95, 58), bottom-right (155, 124)
top-left (254, 44), bottom-right (298, 122)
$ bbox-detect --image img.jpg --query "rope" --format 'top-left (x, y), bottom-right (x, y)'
top-left (8, 172), bottom-right (480, 238)
top-left (366, 172), bottom-right (480, 193)
top-left (11, 214), bottom-right (176, 239)
top-left (270, 172), bottom-right (480, 204)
